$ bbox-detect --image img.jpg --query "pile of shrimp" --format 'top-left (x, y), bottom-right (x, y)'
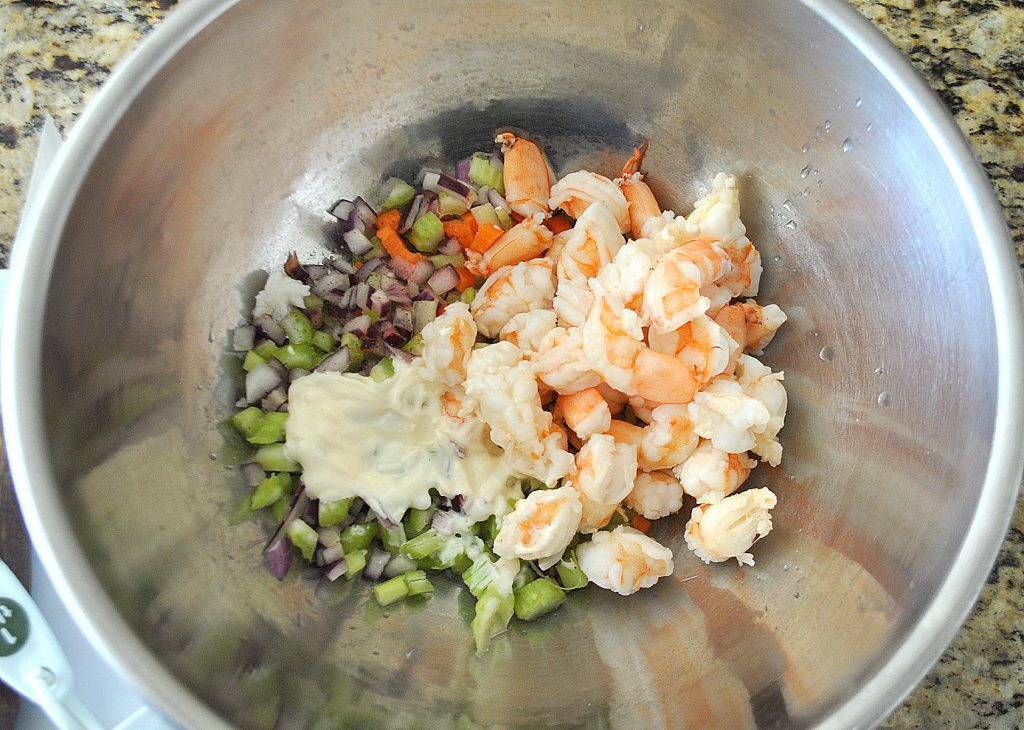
top-left (416, 133), bottom-right (788, 596)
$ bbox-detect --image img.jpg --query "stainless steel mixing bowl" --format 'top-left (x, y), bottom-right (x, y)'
top-left (4, 0), bottom-right (1023, 728)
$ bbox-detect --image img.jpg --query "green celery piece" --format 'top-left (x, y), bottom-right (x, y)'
top-left (471, 586), bottom-right (514, 656)
top-left (380, 177), bottom-right (415, 211)
top-left (437, 191), bottom-right (469, 217)
top-left (513, 563), bottom-right (534, 591)
top-left (287, 520), bottom-right (319, 562)
top-left (380, 520), bottom-right (407, 554)
top-left (245, 411), bottom-right (288, 445)
top-left (366, 272), bottom-right (383, 289)
top-left (303, 293), bottom-right (324, 312)
top-left (555, 554), bottom-right (589, 590)
top-left (252, 339), bottom-right (279, 359)
top-left (242, 350), bottom-right (267, 373)
top-left (404, 506), bottom-right (435, 537)
top-left (468, 154), bottom-right (504, 195)
top-left (312, 330), bottom-right (336, 353)
top-left (401, 333), bottom-right (424, 356)
top-left (400, 529), bottom-right (445, 560)
top-left (280, 308), bottom-right (315, 345)
top-left (344, 549), bottom-right (367, 579)
top-left (269, 496), bottom-right (289, 524)
top-left (428, 253), bottom-right (465, 269)
top-left (463, 555), bottom-right (497, 599)
top-left (340, 522), bottom-right (378, 553)
top-left (482, 515), bottom-right (500, 545)
top-left (514, 578), bottom-right (565, 621)
top-left (459, 287), bottom-right (477, 306)
top-left (469, 203), bottom-right (500, 228)
top-left (605, 509), bottom-right (629, 530)
top-left (274, 343), bottom-right (323, 370)
top-left (250, 473), bottom-right (292, 510)
top-left (449, 552), bottom-right (473, 575)
top-left (319, 497), bottom-right (354, 528)
top-left (364, 238), bottom-right (385, 260)
top-left (369, 357), bottom-right (395, 382)
top-left (494, 207), bottom-right (513, 230)
top-left (230, 407), bottom-right (264, 439)
top-left (373, 574), bottom-right (410, 606)
top-left (404, 570), bottom-right (434, 597)
top-left (407, 212), bottom-right (444, 252)
top-left (253, 443), bottom-right (301, 473)
top-left (338, 332), bottom-right (365, 371)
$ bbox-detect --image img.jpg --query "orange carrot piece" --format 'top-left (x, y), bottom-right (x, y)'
top-left (375, 209), bottom-right (401, 232)
top-left (544, 214), bottom-right (573, 234)
top-left (443, 219), bottom-right (474, 248)
top-left (461, 211), bottom-right (479, 234)
top-left (378, 226), bottom-right (426, 263)
top-left (631, 514), bottom-right (653, 534)
top-left (468, 222), bottom-right (504, 254)
top-left (454, 266), bottom-right (479, 292)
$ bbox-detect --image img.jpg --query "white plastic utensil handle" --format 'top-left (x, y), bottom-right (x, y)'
top-left (0, 561), bottom-right (104, 730)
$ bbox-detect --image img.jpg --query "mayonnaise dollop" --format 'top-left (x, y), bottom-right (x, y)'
top-left (285, 361), bottom-right (517, 523)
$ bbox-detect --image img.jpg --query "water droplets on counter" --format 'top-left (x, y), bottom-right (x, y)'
top-left (801, 142), bottom-right (810, 154)
top-left (800, 163), bottom-right (812, 179)
top-left (823, 119), bottom-right (832, 134)
top-left (874, 366), bottom-right (885, 375)
top-left (876, 392), bottom-right (891, 407)
top-left (855, 96), bottom-right (863, 108)
top-left (866, 122), bottom-right (873, 132)
top-left (842, 137), bottom-right (854, 153)
top-left (784, 219), bottom-right (797, 230)
top-left (818, 345), bottom-right (834, 362)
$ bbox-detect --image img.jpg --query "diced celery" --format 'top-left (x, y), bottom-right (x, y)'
top-left (470, 203), bottom-right (500, 228)
top-left (269, 496), bottom-right (290, 524)
top-left (341, 522), bottom-right (378, 553)
top-left (319, 497), bottom-right (354, 528)
top-left (460, 287), bottom-right (477, 306)
top-left (253, 443), bottom-right (302, 473)
top-left (404, 506), bottom-right (435, 537)
top-left (230, 407), bottom-right (264, 439)
top-left (242, 350), bottom-right (267, 372)
top-left (280, 308), bottom-right (315, 345)
top-left (344, 549), bottom-right (367, 579)
top-left (303, 293), bottom-right (324, 312)
top-left (339, 333), bottom-right (365, 371)
top-left (482, 515), bottom-right (500, 545)
top-left (253, 339), bottom-right (279, 360)
top-left (469, 154), bottom-right (504, 195)
top-left (471, 586), bottom-right (514, 655)
top-left (463, 555), bottom-right (498, 599)
top-left (287, 520), bottom-right (319, 562)
top-left (373, 574), bottom-right (410, 606)
top-left (250, 473), bottom-right (292, 510)
top-left (245, 411), bottom-right (288, 445)
top-left (494, 207), bottom-right (513, 230)
top-left (312, 330), bottom-right (336, 353)
top-left (605, 509), bottom-right (629, 530)
top-left (400, 529), bottom-right (445, 560)
top-left (514, 578), bottom-right (565, 621)
top-left (380, 520), bottom-right (407, 554)
top-left (274, 343), bottom-right (323, 370)
top-left (449, 552), bottom-right (473, 575)
top-left (428, 253), bottom-right (466, 269)
top-left (555, 553), bottom-right (589, 590)
top-left (401, 333), bottom-right (424, 356)
top-left (407, 212), bottom-right (444, 252)
top-left (437, 191), bottom-right (469, 217)
top-left (513, 563), bottom-right (534, 591)
top-left (369, 357), bottom-right (395, 382)
top-left (364, 238), bottom-right (385, 260)
top-left (380, 177), bottom-right (416, 211)
top-left (404, 570), bottom-right (434, 597)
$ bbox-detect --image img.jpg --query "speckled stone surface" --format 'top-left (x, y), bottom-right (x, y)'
top-left (0, 1), bottom-right (1021, 727)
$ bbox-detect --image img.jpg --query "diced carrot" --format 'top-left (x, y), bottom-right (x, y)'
top-left (630, 514), bottom-right (653, 534)
top-left (443, 219), bottom-right (474, 248)
top-left (377, 226), bottom-right (426, 263)
top-left (544, 213), bottom-right (574, 234)
top-left (454, 266), bottom-right (479, 292)
top-left (354, 260), bottom-right (364, 269)
top-left (461, 211), bottom-right (479, 234)
top-left (468, 222), bottom-right (504, 254)
top-left (375, 209), bottom-right (401, 232)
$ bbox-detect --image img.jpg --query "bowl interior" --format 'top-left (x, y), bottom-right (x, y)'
top-left (19, 0), bottom-right (1008, 727)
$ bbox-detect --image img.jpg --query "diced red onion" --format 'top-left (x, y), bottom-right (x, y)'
top-left (427, 264), bottom-right (460, 296)
top-left (255, 314), bottom-right (286, 345)
top-left (324, 559), bottom-right (348, 582)
top-left (438, 172), bottom-right (475, 200)
top-left (264, 486), bottom-right (308, 580)
top-left (383, 282), bottom-right (411, 305)
top-left (389, 256), bottom-right (434, 285)
top-left (343, 229), bottom-right (374, 256)
top-left (352, 282), bottom-right (371, 311)
top-left (379, 321), bottom-right (405, 347)
top-left (289, 368), bottom-right (310, 382)
top-left (312, 271), bottom-right (350, 296)
top-left (354, 256), bottom-right (385, 282)
top-left (489, 150), bottom-right (504, 171)
top-left (353, 197), bottom-right (378, 229)
top-left (240, 462), bottom-right (267, 488)
top-left (487, 187), bottom-right (511, 212)
top-left (327, 255), bottom-right (356, 275)
top-left (341, 314), bottom-right (372, 337)
top-left (231, 326), bottom-right (255, 352)
top-left (421, 171), bottom-right (441, 192)
top-left (412, 299), bottom-right (438, 334)
top-left (364, 548), bottom-right (391, 582)
top-left (321, 290), bottom-right (351, 309)
top-left (261, 385), bottom-right (288, 411)
top-left (438, 237), bottom-right (462, 256)
top-left (370, 288), bottom-right (392, 315)
top-left (382, 554), bottom-right (418, 579)
top-left (392, 306), bottom-right (414, 332)
top-left (456, 158), bottom-right (472, 182)
top-left (400, 194), bottom-right (427, 234)
top-left (245, 361), bottom-right (286, 404)
top-left (314, 348), bottom-right (351, 373)
top-left (322, 548), bottom-right (345, 568)
top-left (406, 280), bottom-right (421, 299)
top-left (328, 199), bottom-right (354, 221)
top-left (306, 308), bottom-right (323, 329)
top-left (318, 527), bottom-right (342, 548)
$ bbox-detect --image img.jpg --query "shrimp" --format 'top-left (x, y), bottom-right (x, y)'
top-left (438, 385), bottom-right (487, 445)
top-left (582, 293), bottom-right (699, 404)
top-left (686, 173), bottom-right (761, 297)
top-left (684, 487), bottom-right (776, 566)
top-left (576, 494), bottom-right (620, 534)
top-left (637, 404), bottom-right (700, 471)
top-left (546, 228), bottom-right (574, 266)
top-left (493, 486), bottom-right (582, 563)
top-left (549, 170), bottom-right (630, 233)
top-left (711, 304), bottom-right (748, 373)
top-left (617, 140), bottom-right (674, 240)
top-left (735, 354), bottom-right (786, 466)
top-left (577, 526), bottom-right (674, 595)
top-left (553, 202), bottom-right (625, 327)
top-left (687, 378), bottom-right (771, 455)
top-left (647, 314), bottom-right (740, 386)
top-left (417, 301), bottom-right (477, 387)
top-left (673, 439), bottom-right (754, 504)
top-left (624, 470), bottom-right (685, 520)
top-left (605, 418), bottom-right (644, 447)
top-left (595, 382), bottom-right (629, 415)
top-left (589, 237), bottom-right (660, 316)
top-left (480, 213), bottom-right (554, 275)
top-left (464, 341), bottom-right (574, 484)
top-left (642, 240), bottom-right (734, 334)
top-left (626, 395), bottom-right (658, 424)
top-left (497, 132), bottom-right (551, 217)
top-left (470, 258), bottom-right (555, 338)
top-left (570, 433), bottom-right (638, 507)
top-left (556, 387), bottom-right (612, 440)
top-left (532, 326), bottom-right (601, 394)
top-left (741, 300), bottom-right (787, 352)
top-left (499, 309), bottom-right (558, 355)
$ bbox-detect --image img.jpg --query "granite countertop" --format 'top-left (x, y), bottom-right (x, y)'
top-left (0, 1), bottom-right (1021, 728)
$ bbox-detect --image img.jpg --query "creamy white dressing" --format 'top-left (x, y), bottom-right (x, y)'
top-left (285, 361), bottom-right (518, 524)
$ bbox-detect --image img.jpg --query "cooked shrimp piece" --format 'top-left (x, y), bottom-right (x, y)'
top-left (647, 315), bottom-right (740, 386)
top-left (674, 439), bottom-right (754, 504)
top-left (575, 492), bottom-right (620, 534)
top-left (464, 341), bottom-right (574, 484)
top-left (547, 228), bottom-right (574, 266)
top-left (638, 404), bottom-right (700, 471)
top-left (642, 240), bottom-right (734, 334)
top-left (493, 486), bottom-right (583, 563)
top-left (624, 470), bottom-right (685, 520)
top-left (549, 170), bottom-right (630, 233)
top-left (735, 354), bottom-right (786, 466)
top-left (571, 433), bottom-right (638, 507)
top-left (438, 385), bottom-right (486, 444)
top-left (557, 387), bottom-right (612, 440)
top-left (626, 395), bottom-right (658, 424)
top-left (741, 300), bottom-right (787, 352)
top-left (687, 378), bottom-right (771, 455)
top-left (711, 304), bottom-right (748, 373)
top-left (595, 382), bottom-right (629, 415)
top-left (719, 241), bottom-right (763, 298)
top-left (499, 309), bottom-right (557, 355)
top-left (471, 258), bottom-right (556, 338)
top-left (497, 132), bottom-right (551, 217)
top-left (684, 487), bottom-right (776, 566)
top-left (417, 302), bottom-right (477, 387)
top-left (532, 326), bottom-right (601, 394)
top-left (686, 173), bottom-right (761, 297)
top-left (582, 294), bottom-right (699, 404)
top-left (590, 237), bottom-right (660, 316)
top-left (552, 202), bottom-right (625, 327)
top-left (577, 526), bottom-right (674, 595)
top-left (605, 418), bottom-right (644, 447)
top-left (617, 140), bottom-right (675, 240)
top-left (481, 213), bottom-right (554, 275)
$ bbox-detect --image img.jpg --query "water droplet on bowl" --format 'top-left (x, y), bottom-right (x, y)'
top-left (842, 137), bottom-right (854, 152)
top-left (782, 199), bottom-right (793, 211)
top-left (866, 122), bottom-right (873, 132)
top-left (877, 391), bottom-right (891, 407)
top-left (855, 96), bottom-right (863, 107)
top-left (800, 163), bottom-right (811, 178)
top-left (874, 366), bottom-right (885, 375)
top-left (818, 345), bottom-right (834, 361)
top-left (772, 255), bottom-right (782, 263)
top-left (814, 126), bottom-right (823, 140)
top-left (824, 119), bottom-right (832, 133)
top-left (784, 219), bottom-right (797, 230)
top-left (209, 453), bottom-right (218, 460)
top-left (801, 142), bottom-right (810, 154)
top-left (801, 187), bottom-right (810, 197)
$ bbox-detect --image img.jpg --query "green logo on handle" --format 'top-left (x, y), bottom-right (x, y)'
top-left (0, 599), bottom-right (29, 657)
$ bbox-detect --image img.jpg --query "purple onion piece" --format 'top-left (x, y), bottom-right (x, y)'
top-left (354, 256), bottom-right (385, 282)
top-left (260, 385), bottom-right (288, 412)
top-left (399, 194), bottom-right (426, 234)
top-left (386, 344), bottom-right (414, 363)
top-left (427, 264), bottom-right (460, 297)
top-left (369, 288), bottom-right (391, 315)
top-left (240, 462), bottom-right (267, 488)
top-left (392, 306), bottom-right (414, 332)
top-left (487, 187), bottom-right (511, 212)
top-left (343, 229), bottom-right (374, 257)
top-left (312, 271), bottom-right (351, 296)
top-left (341, 313), bottom-right (372, 337)
top-left (383, 282), bottom-right (411, 305)
top-left (231, 326), bottom-right (256, 352)
top-left (255, 314), bottom-right (286, 346)
top-left (409, 259), bottom-right (435, 285)
top-left (306, 308), bottom-right (323, 329)
top-left (437, 172), bottom-right (475, 200)
top-left (456, 158), bottom-right (472, 182)
top-left (305, 264), bottom-right (329, 281)
top-left (321, 290), bottom-right (351, 308)
top-left (352, 282), bottom-right (371, 311)
top-left (245, 361), bottom-right (286, 404)
top-left (406, 281), bottom-right (421, 299)
top-left (327, 255), bottom-right (356, 275)
top-left (328, 199), bottom-right (354, 221)
top-left (314, 348), bottom-right (351, 374)
top-left (325, 559), bottom-right (348, 582)
top-left (353, 197), bottom-right (378, 229)
top-left (264, 539), bottom-right (293, 581)
top-left (437, 237), bottom-right (462, 256)
top-left (364, 548), bottom-right (391, 582)
top-left (379, 322), bottom-right (405, 347)
top-left (413, 288), bottom-right (438, 302)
